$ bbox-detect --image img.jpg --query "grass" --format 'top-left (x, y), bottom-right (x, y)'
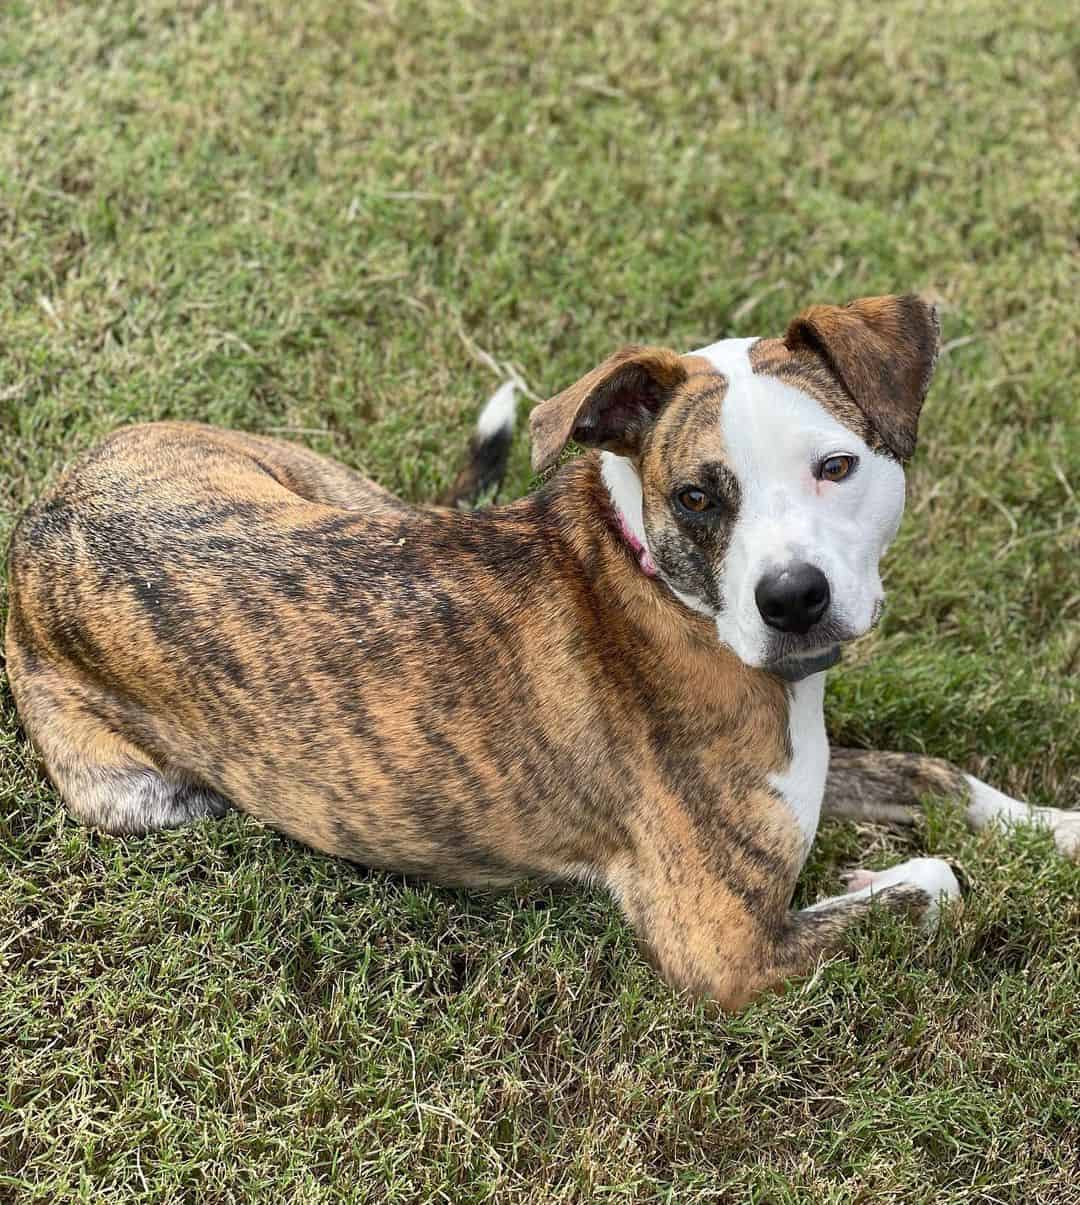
top-left (1, 0), bottom-right (1078, 1200)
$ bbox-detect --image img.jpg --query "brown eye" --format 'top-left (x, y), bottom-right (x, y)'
top-left (677, 487), bottom-right (714, 514)
top-left (818, 454), bottom-right (857, 482)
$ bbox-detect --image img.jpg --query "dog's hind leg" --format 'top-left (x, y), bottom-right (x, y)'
top-left (8, 654), bottom-right (230, 836)
top-left (824, 747), bottom-right (1080, 860)
top-left (51, 762), bottom-right (231, 835)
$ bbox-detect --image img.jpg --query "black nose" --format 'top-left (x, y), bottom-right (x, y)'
top-left (755, 563), bottom-right (830, 634)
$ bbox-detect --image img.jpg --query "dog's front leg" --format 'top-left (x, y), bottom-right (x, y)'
top-left (824, 748), bottom-right (1080, 860)
top-left (607, 793), bottom-right (959, 1012)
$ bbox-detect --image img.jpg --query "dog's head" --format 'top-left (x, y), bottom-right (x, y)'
top-left (530, 295), bottom-right (939, 680)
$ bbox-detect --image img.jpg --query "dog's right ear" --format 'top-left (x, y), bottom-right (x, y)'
top-left (784, 294), bottom-right (940, 461)
top-left (529, 346), bottom-right (688, 474)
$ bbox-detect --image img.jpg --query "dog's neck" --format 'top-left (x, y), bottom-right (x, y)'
top-left (591, 450), bottom-right (827, 849)
top-left (598, 452), bottom-right (716, 619)
top-left (538, 453), bottom-right (716, 654)
top-left (600, 452), bottom-right (657, 578)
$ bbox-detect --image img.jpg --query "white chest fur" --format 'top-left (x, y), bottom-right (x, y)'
top-left (768, 673), bottom-right (829, 859)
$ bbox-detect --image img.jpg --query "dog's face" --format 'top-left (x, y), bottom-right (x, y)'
top-left (531, 295), bottom-right (939, 679)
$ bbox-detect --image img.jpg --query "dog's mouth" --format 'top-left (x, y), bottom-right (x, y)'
top-left (767, 643), bottom-right (842, 682)
top-left (759, 612), bottom-right (852, 682)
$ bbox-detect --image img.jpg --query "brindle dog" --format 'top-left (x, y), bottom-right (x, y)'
top-left (6, 294), bottom-right (1077, 1009)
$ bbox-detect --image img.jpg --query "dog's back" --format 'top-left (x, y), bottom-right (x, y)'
top-left (6, 420), bottom-right (704, 886)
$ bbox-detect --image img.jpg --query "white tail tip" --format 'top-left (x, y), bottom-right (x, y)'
top-left (475, 380), bottom-right (518, 440)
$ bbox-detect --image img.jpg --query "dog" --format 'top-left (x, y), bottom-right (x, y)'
top-left (6, 293), bottom-right (1077, 1010)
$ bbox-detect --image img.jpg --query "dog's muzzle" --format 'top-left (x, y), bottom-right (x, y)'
top-left (754, 561), bottom-right (845, 679)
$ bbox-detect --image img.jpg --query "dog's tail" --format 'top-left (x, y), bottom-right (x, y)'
top-left (440, 380), bottom-right (519, 508)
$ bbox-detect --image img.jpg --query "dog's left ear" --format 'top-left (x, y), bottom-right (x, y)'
top-left (784, 294), bottom-right (940, 461)
top-left (530, 345), bottom-right (687, 473)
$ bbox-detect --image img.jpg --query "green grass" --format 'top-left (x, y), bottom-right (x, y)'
top-left (1, 0), bottom-right (1078, 1200)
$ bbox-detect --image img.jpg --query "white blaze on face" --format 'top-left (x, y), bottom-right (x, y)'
top-left (693, 337), bottom-right (907, 667)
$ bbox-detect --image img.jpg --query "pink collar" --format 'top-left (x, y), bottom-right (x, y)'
top-left (614, 509), bottom-right (658, 578)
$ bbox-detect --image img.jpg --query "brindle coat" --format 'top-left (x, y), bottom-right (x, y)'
top-left (6, 295), bottom-right (1072, 1010)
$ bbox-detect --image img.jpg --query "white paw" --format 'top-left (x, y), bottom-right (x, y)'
top-left (1042, 808), bottom-right (1080, 861)
top-left (846, 856), bottom-right (962, 929)
top-left (966, 775), bottom-right (1080, 860)
top-left (841, 868), bottom-right (878, 893)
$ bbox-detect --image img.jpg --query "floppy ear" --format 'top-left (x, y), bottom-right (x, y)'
top-left (529, 345), bottom-right (687, 473)
top-left (784, 294), bottom-right (940, 460)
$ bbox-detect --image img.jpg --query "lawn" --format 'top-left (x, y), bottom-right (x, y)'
top-left (1, 1), bottom-right (1078, 1201)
